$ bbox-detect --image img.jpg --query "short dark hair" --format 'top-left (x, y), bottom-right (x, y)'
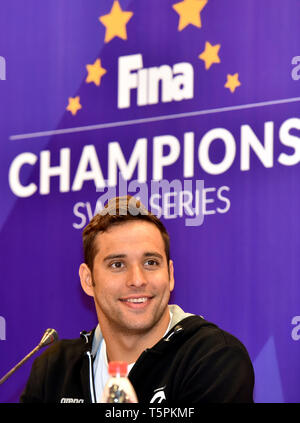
top-left (82, 196), bottom-right (170, 271)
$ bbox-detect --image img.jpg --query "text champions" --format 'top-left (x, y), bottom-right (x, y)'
top-left (9, 117), bottom-right (300, 198)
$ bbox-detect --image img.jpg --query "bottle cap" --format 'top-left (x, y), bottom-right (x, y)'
top-left (108, 361), bottom-right (128, 376)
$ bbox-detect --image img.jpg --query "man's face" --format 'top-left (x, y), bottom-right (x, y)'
top-left (80, 220), bottom-right (174, 337)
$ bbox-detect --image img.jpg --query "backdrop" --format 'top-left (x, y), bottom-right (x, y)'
top-left (1, 0), bottom-right (300, 403)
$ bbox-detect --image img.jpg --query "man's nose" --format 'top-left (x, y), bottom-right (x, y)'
top-left (126, 264), bottom-right (147, 288)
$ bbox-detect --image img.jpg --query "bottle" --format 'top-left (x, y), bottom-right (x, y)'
top-left (100, 361), bottom-right (138, 403)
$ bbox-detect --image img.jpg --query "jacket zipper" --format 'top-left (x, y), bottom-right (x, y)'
top-left (86, 351), bottom-right (96, 403)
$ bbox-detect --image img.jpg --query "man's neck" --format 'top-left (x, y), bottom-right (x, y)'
top-left (101, 310), bottom-right (171, 365)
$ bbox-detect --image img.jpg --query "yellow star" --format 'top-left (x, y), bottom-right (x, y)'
top-left (66, 96), bottom-right (82, 115)
top-left (99, 0), bottom-right (133, 43)
top-left (224, 73), bottom-right (241, 93)
top-left (172, 0), bottom-right (208, 31)
top-left (86, 59), bottom-right (107, 86)
top-left (199, 42), bottom-right (221, 70)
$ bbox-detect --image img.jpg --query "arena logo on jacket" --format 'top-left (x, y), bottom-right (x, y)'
top-left (60, 397), bottom-right (85, 403)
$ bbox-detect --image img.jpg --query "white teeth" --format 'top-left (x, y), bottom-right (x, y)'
top-left (125, 297), bottom-right (148, 303)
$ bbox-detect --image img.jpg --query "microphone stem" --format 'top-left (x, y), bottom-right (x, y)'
top-left (0, 344), bottom-right (42, 385)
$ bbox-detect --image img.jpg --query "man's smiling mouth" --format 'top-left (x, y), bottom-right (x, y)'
top-left (123, 297), bottom-right (149, 303)
top-left (119, 296), bottom-right (153, 306)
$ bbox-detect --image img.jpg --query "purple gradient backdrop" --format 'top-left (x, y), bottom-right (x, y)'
top-left (1, 0), bottom-right (300, 403)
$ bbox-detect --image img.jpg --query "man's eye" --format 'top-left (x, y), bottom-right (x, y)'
top-left (145, 259), bottom-right (159, 266)
top-left (110, 262), bottom-right (124, 269)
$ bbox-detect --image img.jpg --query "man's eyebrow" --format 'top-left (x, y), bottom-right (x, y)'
top-left (143, 252), bottom-right (164, 260)
top-left (103, 252), bottom-right (164, 261)
top-left (103, 254), bottom-right (127, 262)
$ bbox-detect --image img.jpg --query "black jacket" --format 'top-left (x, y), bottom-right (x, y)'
top-left (20, 306), bottom-right (254, 403)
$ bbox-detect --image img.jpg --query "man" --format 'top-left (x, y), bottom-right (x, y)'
top-left (20, 196), bottom-right (254, 403)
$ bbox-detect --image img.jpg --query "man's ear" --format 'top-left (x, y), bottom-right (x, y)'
top-left (79, 263), bottom-right (94, 297)
top-left (169, 260), bottom-right (175, 293)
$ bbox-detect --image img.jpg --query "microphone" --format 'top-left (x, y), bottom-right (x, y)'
top-left (0, 328), bottom-right (58, 385)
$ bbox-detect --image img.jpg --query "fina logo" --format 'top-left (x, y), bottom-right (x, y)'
top-left (0, 316), bottom-right (6, 341)
top-left (118, 53), bottom-right (194, 109)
